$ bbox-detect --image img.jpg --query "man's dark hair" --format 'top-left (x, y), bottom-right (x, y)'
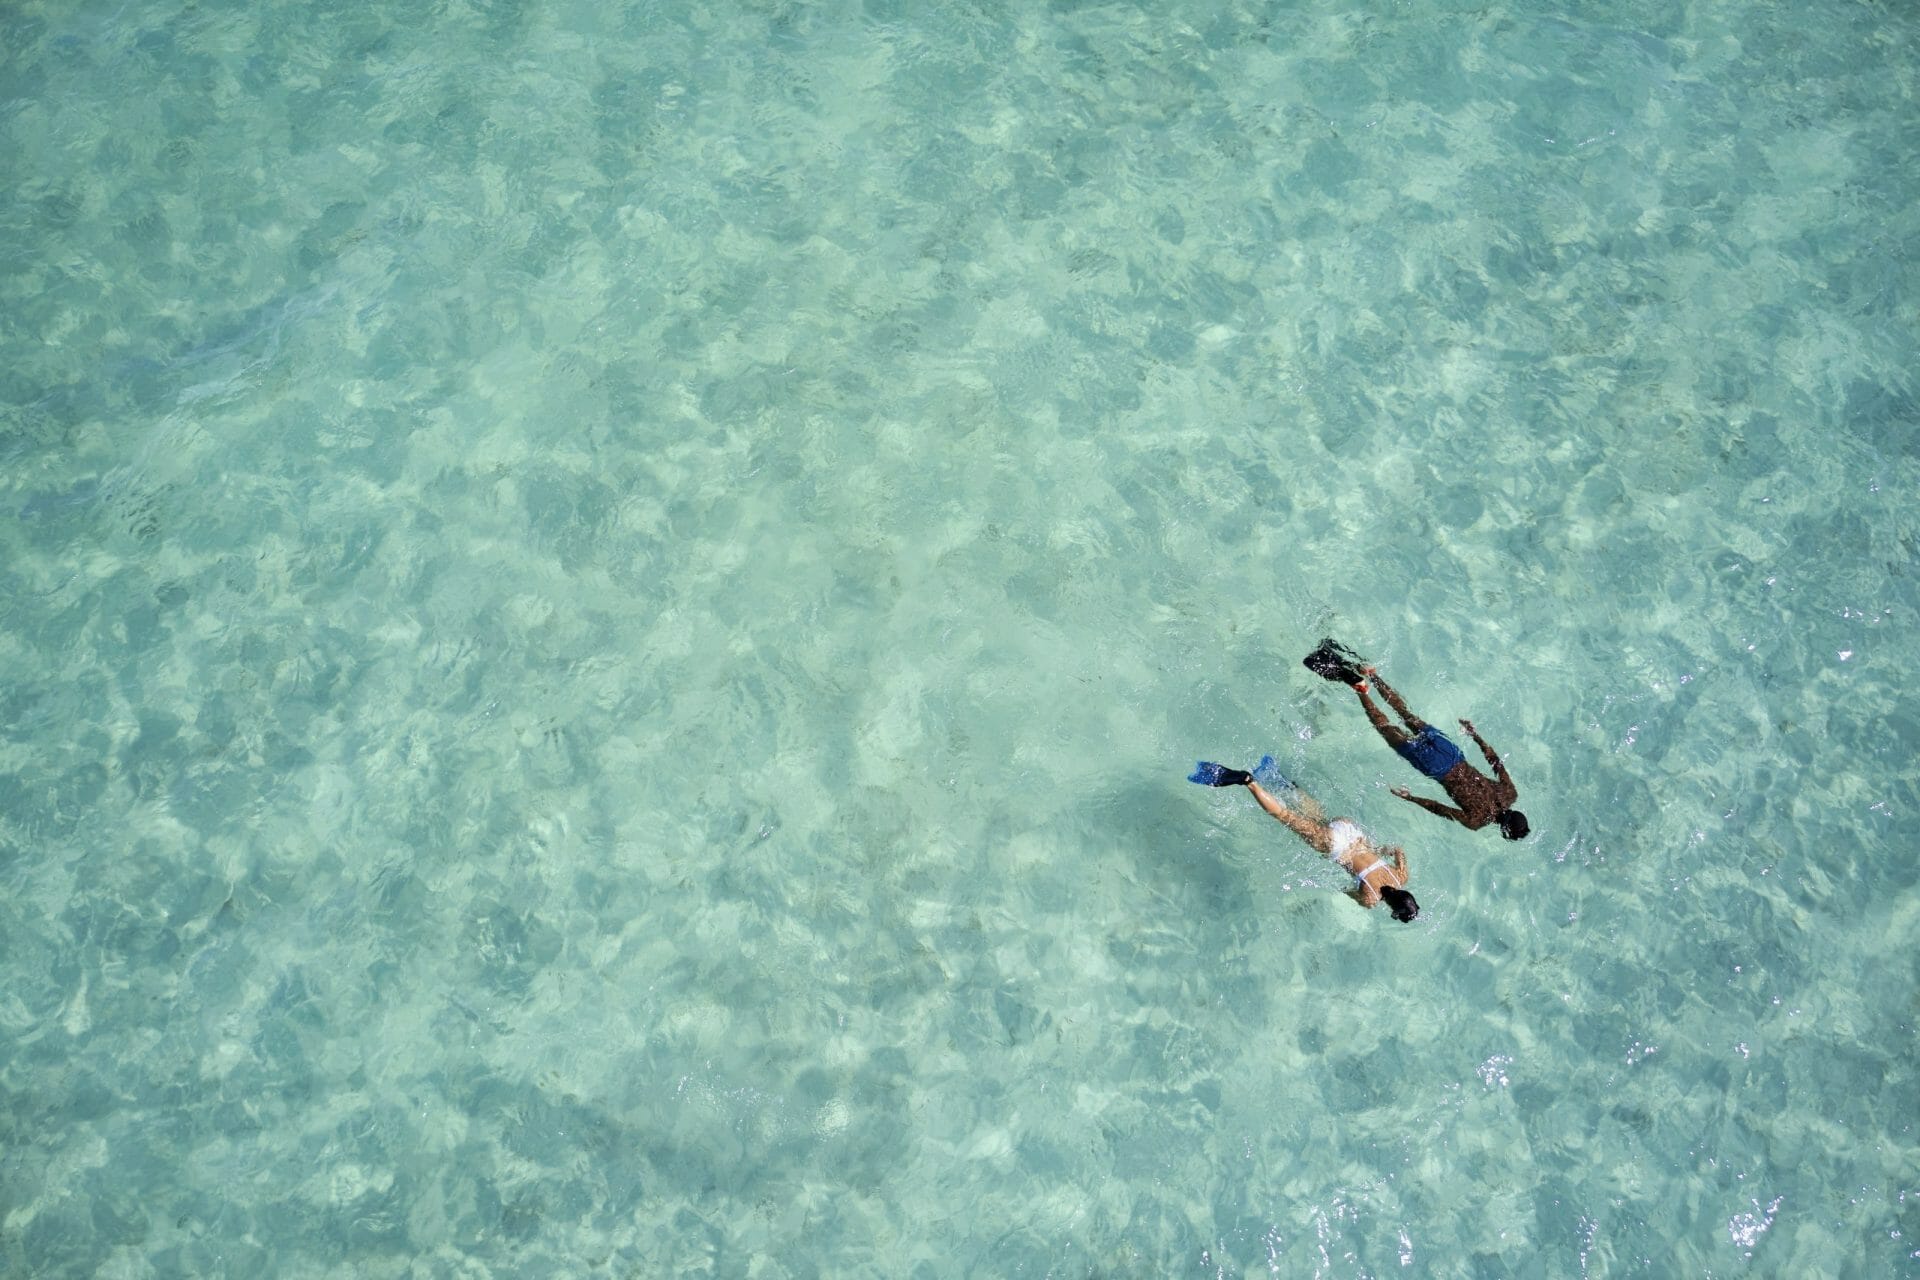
top-left (1496, 810), bottom-right (1530, 841)
top-left (1380, 885), bottom-right (1420, 923)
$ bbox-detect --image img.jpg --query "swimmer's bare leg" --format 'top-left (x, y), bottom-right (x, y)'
top-left (1245, 781), bottom-right (1333, 855)
top-left (1354, 685), bottom-right (1412, 748)
top-left (1368, 673), bottom-right (1430, 734)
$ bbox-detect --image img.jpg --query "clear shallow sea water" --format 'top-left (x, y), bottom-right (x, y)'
top-left (2, 0), bottom-right (1916, 1274)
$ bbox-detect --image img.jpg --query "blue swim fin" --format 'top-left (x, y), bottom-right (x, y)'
top-left (1189, 761), bottom-right (1252, 787)
top-left (1252, 755), bottom-right (1290, 788)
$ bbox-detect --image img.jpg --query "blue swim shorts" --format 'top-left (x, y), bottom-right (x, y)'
top-left (1396, 725), bottom-right (1465, 779)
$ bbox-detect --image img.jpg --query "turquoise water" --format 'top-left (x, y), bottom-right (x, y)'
top-left (3, 0), bottom-right (1917, 1273)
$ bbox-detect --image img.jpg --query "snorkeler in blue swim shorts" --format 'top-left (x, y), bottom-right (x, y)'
top-left (1304, 640), bottom-right (1529, 840)
top-left (1357, 669), bottom-right (1527, 840)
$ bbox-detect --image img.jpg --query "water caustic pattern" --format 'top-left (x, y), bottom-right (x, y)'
top-left (1, 0), bottom-right (1916, 1273)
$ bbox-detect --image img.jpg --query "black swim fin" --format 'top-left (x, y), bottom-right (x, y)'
top-left (1302, 638), bottom-right (1368, 685)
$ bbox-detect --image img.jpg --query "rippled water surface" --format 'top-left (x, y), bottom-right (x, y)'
top-left (2, 0), bottom-right (1917, 1274)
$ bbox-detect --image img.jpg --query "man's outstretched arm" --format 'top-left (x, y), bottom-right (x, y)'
top-left (1390, 786), bottom-right (1470, 827)
top-left (1459, 718), bottom-right (1511, 786)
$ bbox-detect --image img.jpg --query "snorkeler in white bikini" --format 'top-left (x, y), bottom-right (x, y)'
top-left (1190, 759), bottom-right (1419, 922)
